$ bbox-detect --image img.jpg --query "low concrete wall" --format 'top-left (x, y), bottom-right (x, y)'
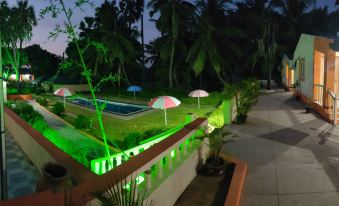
top-left (54, 84), bottom-right (90, 92)
top-left (146, 141), bottom-right (208, 206)
top-left (4, 107), bottom-right (91, 181)
top-left (5, 108), bottom-right (56, 172)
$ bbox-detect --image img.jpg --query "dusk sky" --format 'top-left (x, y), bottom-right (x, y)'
top-left (19, 0), bottom-right (337, 56)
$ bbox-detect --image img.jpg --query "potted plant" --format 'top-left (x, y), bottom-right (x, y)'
top-left (235, 79), bottom-right (260, 124)
top-left (198, 128), bottom-right (235, 176)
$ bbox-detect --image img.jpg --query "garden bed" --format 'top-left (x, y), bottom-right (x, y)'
top-left (175, 156), bottom-right (247, 206)
top-left (175, 163), bottom-right (235, 206)
top-left (8, 94), bottom-right (33, 100)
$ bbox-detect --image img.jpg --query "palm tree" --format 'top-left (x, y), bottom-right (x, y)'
top-left (4, 0), bottom-right (36, 80)
top-left (257, 22), bottom-right (278, 90)
top-left (95, 1), bottom-right (138, 87)
top-left (148, 0), bottom-right (195, 88)
top-left (273, 0), bottom-right (316, 54)
top-left (187, 0), bottom-right (243, 85)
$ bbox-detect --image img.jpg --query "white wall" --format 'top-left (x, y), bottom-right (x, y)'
top-left (145, 140), bottom-right (209, 206)
top-left (293, 34), bottom-right (315, 98)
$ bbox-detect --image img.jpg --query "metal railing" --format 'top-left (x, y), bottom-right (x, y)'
top-left (314, 84), bottom-right (324, 105)
top-left (327, 89), bottom-right (337, 125)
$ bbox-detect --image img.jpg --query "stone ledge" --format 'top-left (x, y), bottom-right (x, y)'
top-left (222, 154), bottom-right (247, 206)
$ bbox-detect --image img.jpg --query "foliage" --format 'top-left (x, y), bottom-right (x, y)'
top-left (9, 101), bottom-right (45, 124)
top-left (7, 100), bottom-right (91, 167)
top-left (199, 127), bottom-right (235, 166)
top-left (235, 78), bottom-right (260, 117)
top-left (36, 96), bottom-right (48, 106)
top-left (0, 0), bottom-right (37, 80)
top-left (7, 80), bottom-right (34, 94)
top-left (52, 102), bottom-right (65, 116)
top-left (92, 175), bottom-right (153, 206)
top-left (207, 103), bottom-right (224, 129)
top-left (74, 114), bottom-right (92, 130)
top-left (116, 127), bottom-right (167, 150)
top-left (23, 44), bottom-right (61, 78)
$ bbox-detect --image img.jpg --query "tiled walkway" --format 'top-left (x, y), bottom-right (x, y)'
top-left (6, 131), bottom-right (40, 199)
top-left (224, 89), bottom-right (339, 206)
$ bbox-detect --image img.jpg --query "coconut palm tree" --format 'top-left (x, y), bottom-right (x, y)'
top-left (148, 0), bottom-right (195, 88)
top-left (95, 1), bottom-right (138, 87)
top-left (187, 0), bottom-right (243, 85)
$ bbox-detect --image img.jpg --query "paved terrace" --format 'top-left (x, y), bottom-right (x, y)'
top-left (224, 89), bottom-right (339, 206)
top-left (5, 131), bottom-right (40, 199)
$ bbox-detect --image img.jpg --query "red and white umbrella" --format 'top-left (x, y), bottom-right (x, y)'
top-left (189, 90), bottom-right (209, 109)
top-left (54, 88), bottom-right (72, 107)
top-left (148, 96), bottom-right (181, 126)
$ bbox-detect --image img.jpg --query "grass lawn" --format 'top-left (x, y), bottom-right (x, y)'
top-left (37, 89), bottom-right (224, 148)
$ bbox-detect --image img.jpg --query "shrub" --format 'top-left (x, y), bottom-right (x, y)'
top-left (74, 115), bottom-right (92, 130)
top-left (32, 119), bottom-right (49, 133)
top-left (52, 102), bottom-right (65, 116)
top-left (36, 97), bottom-right (47, 106)
top-left (235, 78), bottom-right (260, 117)
top-left (208, 103), bottom-right (224, 128)
top-left (33, 86), bottom-right (45, 95)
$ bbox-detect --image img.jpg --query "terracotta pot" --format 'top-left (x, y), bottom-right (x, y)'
top-left (36, 162), bottom-right (69, 193)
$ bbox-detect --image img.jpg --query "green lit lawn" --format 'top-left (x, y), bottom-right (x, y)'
top-left (38, 89), bottom-right (223, 147)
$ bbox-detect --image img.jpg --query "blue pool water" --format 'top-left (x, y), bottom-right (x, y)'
top-left (69, 98), bottom-right (150, 116)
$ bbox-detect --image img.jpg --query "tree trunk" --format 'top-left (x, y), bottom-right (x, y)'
top-left (267, 63), bottom-right (272, 90)
top-left (169, 38), bottom-right (175, 89)
top-left (118, 66), bottom-right (121, 87)
top-left (141, 13), bottom-right (145, 84)
top-left (12, 46), bottom-right (19, 81)
top-left (121, 63), bottom-right (130, 86)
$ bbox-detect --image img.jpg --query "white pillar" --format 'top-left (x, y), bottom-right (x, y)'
top-left (183, 141), bottom-right (187, 156)
top-left (145, 170), bottom-right (152, 190)
top-left (157, 160), bottom-right (163, 179)
top-left (176, 147), bottom-right (181, 162)
top-left (168, 153), bottom-right (173, 170)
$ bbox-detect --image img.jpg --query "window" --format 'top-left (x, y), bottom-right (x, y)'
top-left (299, 58), bottom-right (305, 81)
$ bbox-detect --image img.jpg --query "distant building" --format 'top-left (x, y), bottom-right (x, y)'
top-left (8, 65), bottom-right (35, 82)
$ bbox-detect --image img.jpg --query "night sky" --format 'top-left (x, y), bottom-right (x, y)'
top-left (20, 0), bottom-right (336, 56)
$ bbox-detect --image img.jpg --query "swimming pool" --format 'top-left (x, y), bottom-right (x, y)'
top-left (68, 97), bottom-right (150, 116)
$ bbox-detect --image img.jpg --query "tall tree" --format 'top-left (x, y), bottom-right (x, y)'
top-left (4, 0), bottom-right (36, 80)
top-left (148, 0), bottom-right (195, 88)
top-left (187, 0), bottom-right (243, 85)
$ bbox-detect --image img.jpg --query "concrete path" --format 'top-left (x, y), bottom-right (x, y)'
top-left (224, 89), bottom-right (339, 206)
top-left (28, 101), bottom-right (109, 159)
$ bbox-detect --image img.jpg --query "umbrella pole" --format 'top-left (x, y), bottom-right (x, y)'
top-left (134, 91), bottom-right (136, 100)
top-left (198, 97), bottom-right (200, 109)
top-left (164, 108), bottom-right (167, 126)
top-left (63, 96), bottom-right (66, 108)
